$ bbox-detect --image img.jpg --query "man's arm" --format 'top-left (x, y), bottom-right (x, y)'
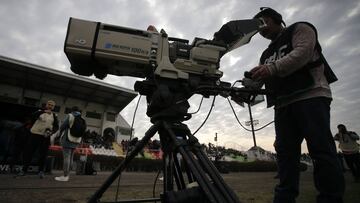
top-left (268, 23), bottom-right (317, 77)
top-left (251, 23), bottom-right (318, 81)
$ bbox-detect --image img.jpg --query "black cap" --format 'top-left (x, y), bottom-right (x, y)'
top-left (254, 7), bottom-right (286, 26)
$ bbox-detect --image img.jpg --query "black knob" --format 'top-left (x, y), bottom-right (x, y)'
top-left (244, 71), bottom-right (253, 79)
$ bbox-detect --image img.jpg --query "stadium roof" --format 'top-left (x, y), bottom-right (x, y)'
top-left (0, 55), bottom-right (138, 112)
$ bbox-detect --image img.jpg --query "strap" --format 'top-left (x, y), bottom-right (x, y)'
top-left (91, 22), bottom-right (101, 60)
top-left (69, 113), bottom-right (75, 128)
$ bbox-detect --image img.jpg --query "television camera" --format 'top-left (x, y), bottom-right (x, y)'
top-left (65, 18), bottom-right (265, 119)
top-left (64, 17), bottom-right (266, 203)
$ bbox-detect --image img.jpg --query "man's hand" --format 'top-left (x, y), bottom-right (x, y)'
top-left (250, 65), bottom-right (271, 81)
top-left (44, 128), bottom-right (52, 137)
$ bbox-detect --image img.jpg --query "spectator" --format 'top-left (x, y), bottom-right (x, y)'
top-left (55, 106), bottom-right (85, 182)
top-left (334, 124), bottom-right (360, 182)
top-left (16, 100), bottom-right (59, 178)
top-left (0, 119), bottom-right (23, 167)
top-left (9, 117), bottom-right (32, 172)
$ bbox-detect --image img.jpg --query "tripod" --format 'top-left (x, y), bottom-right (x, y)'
top-left (88, 117), bottom-right (240, 203)
top-left (88, 79), bottom-right (245, 203)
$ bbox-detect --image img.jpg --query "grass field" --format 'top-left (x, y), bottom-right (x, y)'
top-left (0, 170), bottom-right (359, 203)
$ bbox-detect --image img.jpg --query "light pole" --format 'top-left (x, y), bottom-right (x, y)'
top-left (247, 104), bottom-right (257, 147)
top-left (214, 132), bottom-right (218, 145)
top-left (244, 95), bottom-right (264, 147)
top-left (214, 132), bottom-right (218, 161)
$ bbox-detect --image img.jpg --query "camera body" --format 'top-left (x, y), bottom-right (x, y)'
top-left (64, 18), bottom-right (234, 81)
top-left (64, 18), bottom-right (264, 82)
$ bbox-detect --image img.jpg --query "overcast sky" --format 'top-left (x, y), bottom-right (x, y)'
top-left (1, 0), bottom-right (359, 152)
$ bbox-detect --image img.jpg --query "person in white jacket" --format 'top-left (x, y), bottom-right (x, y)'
top-left (17, 100), bottom-right (59, 178)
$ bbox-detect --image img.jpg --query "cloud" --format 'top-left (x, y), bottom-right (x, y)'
top-left (346, 1), bottom-right (360, 18)
top-left (1, 0), bottom-right (359, 153)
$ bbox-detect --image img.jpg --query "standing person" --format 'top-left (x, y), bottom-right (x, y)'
top-left (8, 117), bottom-right (32, 173)
top-left (55, 106), bottom-right (86, 182)
top-left (250, 7), bottom-right (344, 203)
top-left (334, 124), bottom-right (360, 182)
top-left (17, 100), bottom-right (59, 178)
top-left (0, 119), bottom-right (23, 167)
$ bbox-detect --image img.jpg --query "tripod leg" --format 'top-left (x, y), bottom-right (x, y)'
top-left (160, 134), bottom-right (189, 192)
top-left (88, 122), bottom-right (161, 203)
top-left (163, 121), bottom-right (241, 203)
top-left (194, 146), bottom-right (240, 203)
top-left (178, 145), bottom-right (225, 203)
top-left (162, 122), bottom-right (224, 203)
top-left (186, 132), bottom-right (240, 203)
top-left (161, 136), bottom-right (187, 191)
top-left (163, 149), bottom-right (174, 192)
top-left (181, 153), bottom-right (195, 183)
top-left (182, 131), bottom-right (239, 202)
top-left (172, 152), bottom-right (186, 190)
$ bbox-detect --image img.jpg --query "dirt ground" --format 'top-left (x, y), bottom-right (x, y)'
top-left (0, 170), bottom-right (359, 203)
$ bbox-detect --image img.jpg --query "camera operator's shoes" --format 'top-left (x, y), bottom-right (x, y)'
top-left (38, 171), bottom-right (45, 179)
top-left (55, 176), bottom-right (69, 182)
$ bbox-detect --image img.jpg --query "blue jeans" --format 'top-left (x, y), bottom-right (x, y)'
top-left (273, 97), bottom-right (344, 203)
top-left (62, 147), bottom-right (75, 176)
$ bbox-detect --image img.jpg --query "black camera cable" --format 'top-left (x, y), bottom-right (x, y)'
top-left (153, 169), bottom-right (162, 201)
top-left (189, 96), bottom-right (204, 114)
top-left (227, 98), bottom-right (274, 132)
top-left (115, 95), bottom-right (142, 202)
top-left (192, 95), bottom-right (216, 136)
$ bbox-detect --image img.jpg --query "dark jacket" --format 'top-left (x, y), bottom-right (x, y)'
top-left (60, 111), bottom-right (82, 149)
top-left (260, 22), bottom-right (337, 107)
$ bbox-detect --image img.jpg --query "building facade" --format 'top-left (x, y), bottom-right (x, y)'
top-left (0, 55), bottom-right (137, 142)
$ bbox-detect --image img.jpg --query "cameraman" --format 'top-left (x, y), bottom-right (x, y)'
top-left (250, 8), bottom-right (344, 203)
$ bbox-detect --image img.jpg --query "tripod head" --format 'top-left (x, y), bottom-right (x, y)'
top-left (134, 78), bottom-right (192, 123)
top-left (134, 74), bottom-right (268, 124)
